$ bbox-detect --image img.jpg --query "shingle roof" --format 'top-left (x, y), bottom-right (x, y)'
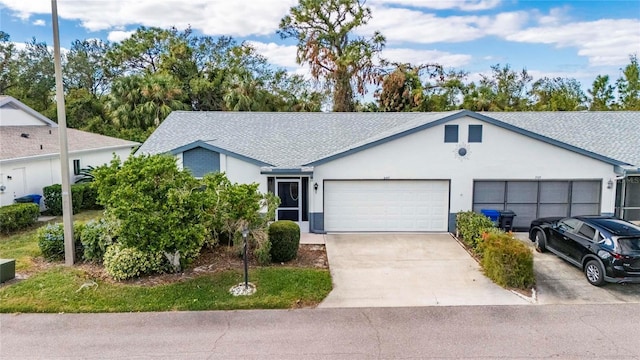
top-left (484, 112), bottom-right (640, 168)
top-left (137, 111), bottom-right (640, 168)
top-left (1, 126), bottom-right (139, 161)
top-left (137, 111), bottom-right (457, 167)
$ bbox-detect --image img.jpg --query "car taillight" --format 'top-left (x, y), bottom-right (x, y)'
top-left (611, 252), bottom-right (623, 260)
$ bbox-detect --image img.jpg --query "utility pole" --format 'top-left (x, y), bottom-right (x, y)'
top-left (51, 0), bottom-right (75, 265)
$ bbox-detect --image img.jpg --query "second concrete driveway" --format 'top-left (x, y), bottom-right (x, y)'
top-left (319, 233), bottom-right (528, 308)
top-left (513, 233), bottom-right (640, 305)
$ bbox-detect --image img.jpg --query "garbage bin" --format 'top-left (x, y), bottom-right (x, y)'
top-left (480, 209), bottom-right (500, 226)
top-left (498, 210), bottom-right (516, 231)
top-left (14, 194), bottom-right (42, 205)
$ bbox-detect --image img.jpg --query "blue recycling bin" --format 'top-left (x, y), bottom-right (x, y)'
top-left (480, 209), bottom-right (500, 222)
top-left (14, 194), bottom-right (42, 205)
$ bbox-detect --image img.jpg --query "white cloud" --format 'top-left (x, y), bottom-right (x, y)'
top-left (506, 19), bottom-right (640, 66)
top-left (107, 30), bottom-right (134, 43)
top-left (0, 0), bottom-right (297, 36)
top-left (364, 6), bottom-right (530, 44)
top-left (382, 48), bottom-right (472, 67)
top-left (32, 19), bottom-right (45, 26)
top-left (246, 41), bottom-right (299, 69)
top-left (369, 0), bottom-right (502, 11)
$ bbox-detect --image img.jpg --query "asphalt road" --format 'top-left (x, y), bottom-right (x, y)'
top-left (2, 305), bottom-right (640, 359)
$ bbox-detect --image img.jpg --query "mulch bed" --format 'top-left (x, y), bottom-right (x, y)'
top-left (10, 244), bottom-right (328, 287)
top-left (90, 244), bottom-right (327, 286)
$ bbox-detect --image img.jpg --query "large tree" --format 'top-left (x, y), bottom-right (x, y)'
top-left (530, 77), bottom-right (587, 111)
top-left (279, 0), bottom-right (385, 112)
top-left (0, 31), bottom-right (18, 94)
top-left (64, 39), bottom-right (113, 95)
top-left (588, 75), bottom-right (615, 110)
top-left (616, 55), bottom-right (640, 110)
top-left (5, 38), bottom-right (56, 115)
top-left (478, 64), bottom-right (533, 111)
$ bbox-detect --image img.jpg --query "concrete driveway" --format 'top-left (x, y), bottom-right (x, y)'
top-left (515, 233), bottom-right (640, 304)
top-left (319, 233), bottom-right (528, 308)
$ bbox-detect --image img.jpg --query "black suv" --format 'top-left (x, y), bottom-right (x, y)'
top-left (529, 216), bottom-right (640, 286)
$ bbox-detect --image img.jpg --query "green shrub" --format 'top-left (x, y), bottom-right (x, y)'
top-left (43, 184), bottom-right (83, 215)
top-left (456, 211), bottom-right (495, 252)
top-left (43, 184), bottom-right (62, 216)
top-left (80, 219), bottom-right (113, 263)
top-left (93, 154), bottom-right (207, 270)
top-left (268, 220), bottom-right (300, 262)
top-left (73, 183), bottom-right (101, 210)
top-left (103, 243), bottom-right (165, 281)
top-left (0, 203), bottom-right (39, 234)
top-left (37, 222), bottom-right (84, 261)
top-left (481, 232), bottom-right (535, 289)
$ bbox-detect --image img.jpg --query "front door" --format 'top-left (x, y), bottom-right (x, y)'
top-left (276, 179), bottom-right (301, 223)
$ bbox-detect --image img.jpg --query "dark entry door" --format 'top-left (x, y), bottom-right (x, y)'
top-left (276, 180), bottom-right (301, 222)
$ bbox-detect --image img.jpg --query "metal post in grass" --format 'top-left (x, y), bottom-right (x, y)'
top-left (51, 0), bottom-right (75, 266)
top-left (242, 226), bottom-right (249, 289)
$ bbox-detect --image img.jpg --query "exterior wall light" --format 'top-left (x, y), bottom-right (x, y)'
top-left (313, 182), bottom-right (318, 192)
top-left (607, 179), bottom-right (614, 189)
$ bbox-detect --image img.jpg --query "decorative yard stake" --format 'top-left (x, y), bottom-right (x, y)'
top-left (242, 226), bottom-right (249, 288)
top-left (229, 226), bottom-right (256, 296)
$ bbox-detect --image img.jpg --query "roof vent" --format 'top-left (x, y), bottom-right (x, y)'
top-left (21, 133), bottom-right (29, 138)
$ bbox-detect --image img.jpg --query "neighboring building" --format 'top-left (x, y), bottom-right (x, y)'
top-left (137, 110), bottom-right (640, 232)
top-left (0, 96), bottom-right (139, 208)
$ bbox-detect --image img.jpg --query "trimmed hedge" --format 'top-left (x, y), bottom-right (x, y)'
top-left (0, 203), bottom-right (39, 234)
top-left (456, 210), bottom-right (495, 253)
top-left (36, 222), bottom-right (85, 261)
top-left (481, 232), bottom-right (535, 289)
top-left (43, 184), bottom-right (85, 215)
top-left (268, 220), bottom-right (300, 262)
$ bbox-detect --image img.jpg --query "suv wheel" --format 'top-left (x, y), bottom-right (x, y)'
top-left (534, 230), bottom-right (546, 253)
top-left (585, 260), bottom-right (605, 286)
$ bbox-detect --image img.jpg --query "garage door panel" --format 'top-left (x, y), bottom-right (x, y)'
top-left (473, 180), bottom-right (602, 230)
top-left (324, 180), bottom-right (449, 232)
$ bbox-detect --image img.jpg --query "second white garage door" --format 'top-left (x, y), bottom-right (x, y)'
top-left (324, 180), bottom-right (450, 232)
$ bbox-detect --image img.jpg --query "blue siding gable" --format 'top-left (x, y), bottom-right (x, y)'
top-left (183, 147), bottom-right (220, 177)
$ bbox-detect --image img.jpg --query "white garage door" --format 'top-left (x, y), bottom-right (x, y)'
top-left (324, 180), bottom-right (450, 232)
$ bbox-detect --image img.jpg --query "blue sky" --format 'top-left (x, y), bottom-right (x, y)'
top-left (1, 0), bottom-right (639, 91)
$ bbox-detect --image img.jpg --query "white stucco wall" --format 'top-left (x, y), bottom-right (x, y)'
top-left (311, 116), bottom-right (617, 216)
top-left (224, 155), bottom-right (266, 192)
top-left (0, 108), bottom-right (46, 126)
top-left (0, 147), bottom-right (134, 208)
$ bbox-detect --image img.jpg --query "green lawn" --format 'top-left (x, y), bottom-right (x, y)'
top-left (0, 209), bottom-right (332, 312)
top-left (0, 210), bottom-right (104, 272)
top-left (0, 266), bottom-right (331, 312)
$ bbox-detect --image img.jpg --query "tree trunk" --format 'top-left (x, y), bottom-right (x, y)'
top-left (332, 67), bottom-right (354, 112)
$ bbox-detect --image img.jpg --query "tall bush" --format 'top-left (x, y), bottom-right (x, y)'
top-left (481, 232), bottom-right (535, 289)
top-left (74, 183), bottom-right (101, 210)
top-left (43, 184), bottom-right (84, 215)
top-left (456, 211), bottom-right (495, 252)
top-left (93, 154), bottom-right (207, 270)
top-left (0, 203), bottom-right (39, 234)
top-left (268, 220), bottom-right (300, 262)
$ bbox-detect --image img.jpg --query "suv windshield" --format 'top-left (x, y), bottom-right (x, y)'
top-left (618, 237), bottom-right (640, 254)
